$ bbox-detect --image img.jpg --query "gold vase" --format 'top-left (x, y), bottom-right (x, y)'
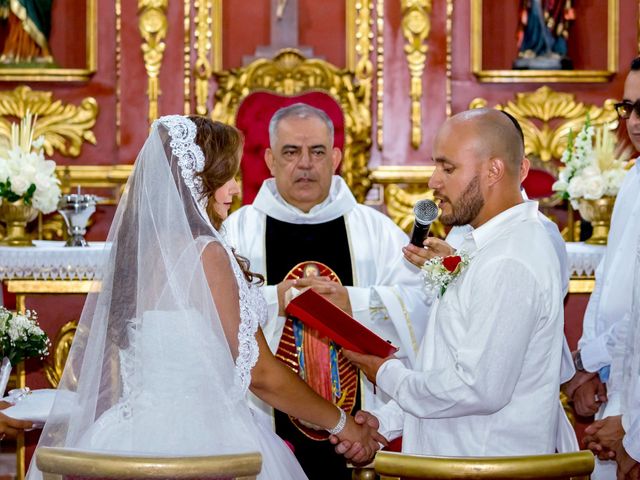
top-left (0, 200), bottom-right (38, 247)
top-left (577, 196), bottom-right (616, 245)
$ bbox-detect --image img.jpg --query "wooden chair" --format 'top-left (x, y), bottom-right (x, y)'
top-left (373, 450), bottom-right (594, 480)
top-left (36, 447), bottom-right (262, 480)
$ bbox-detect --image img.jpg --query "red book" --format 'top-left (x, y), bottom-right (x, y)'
top-left (285, 289), bottom-right (399, 358)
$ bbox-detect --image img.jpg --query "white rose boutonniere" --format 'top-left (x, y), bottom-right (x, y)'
top-left (421, 252), bottom-right (471, 297)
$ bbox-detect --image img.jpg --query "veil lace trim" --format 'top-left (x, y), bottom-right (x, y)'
top-left (155, 114), bottom-right (260, 396)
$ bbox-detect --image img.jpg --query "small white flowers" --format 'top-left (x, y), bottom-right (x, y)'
top-left (422, 252), bottom-right (471, 297)
top-left (0, 307), bottom-right (50, 364)
top-left (0, 112), bottom-right (61, 214)
top-left (553, 120), bottom-right (630, 208)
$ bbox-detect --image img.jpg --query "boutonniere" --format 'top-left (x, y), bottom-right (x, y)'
top-left (421, 252), bottom-right (471, 297)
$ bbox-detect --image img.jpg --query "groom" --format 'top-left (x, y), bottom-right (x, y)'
top-left (334, 108), bottom-right (565, 461)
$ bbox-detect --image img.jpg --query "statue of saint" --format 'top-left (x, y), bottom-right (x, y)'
top-left (0, 0), bottom-right (54, 65)
top-left (513, 0), bottom-right (574, 70)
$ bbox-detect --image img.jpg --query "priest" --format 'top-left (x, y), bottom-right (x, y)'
top-left (223, 103), bottom-right (430, 480)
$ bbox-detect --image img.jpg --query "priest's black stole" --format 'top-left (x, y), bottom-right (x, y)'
top-left (265, 216), bottom-right (354, 286)
top-left (265, 215), bottom-right (356, 480)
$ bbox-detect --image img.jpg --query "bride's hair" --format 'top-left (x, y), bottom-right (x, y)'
top-left (189, 115), bottom-right (264, 286)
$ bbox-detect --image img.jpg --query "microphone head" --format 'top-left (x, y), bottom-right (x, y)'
top-left (413, 199), bottom-right (439, 225)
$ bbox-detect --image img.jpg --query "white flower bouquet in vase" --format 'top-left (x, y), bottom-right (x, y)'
top-left (552, 119), bottom-right (632, 245)
top-left (0, 111), bottom-right (61, 246)
top-left (0, 307), bottom-right (50, 397)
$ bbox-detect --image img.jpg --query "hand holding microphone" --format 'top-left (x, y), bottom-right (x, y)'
top-left (410, 199), bottom-right (439, 247)
top-left (403, 199), bottom-right (454, 268)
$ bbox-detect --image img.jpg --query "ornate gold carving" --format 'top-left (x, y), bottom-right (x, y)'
top-left (376, 0), bottom-right (384, 148)
top-left (469, 86), bottom-right (619, 163)
top-left (346, 0), bottom-right (374, 149)
top-left (0, 86), bottom-right (98, 157)
top-left (212, 49), bottom-right (373, 202)
top-left (183, 0), bottom-right (191, 115)
top-left (471, 0), bottom-right (618, 83)
top-left (44, 320), bottom-right (78, 388)
top-left (137, 0), bottom-right (168, 124)
top-left (445, 0), bottom-right (453, 117)
top-left (353, 0), bottom-right (373, 107)
top-left (401, 0), bottom-right (432, 148)
top-left (194, 0), bottom-right (213, 115)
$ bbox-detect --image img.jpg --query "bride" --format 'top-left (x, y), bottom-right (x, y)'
top-left (27, 115), bottom-right (384, 480)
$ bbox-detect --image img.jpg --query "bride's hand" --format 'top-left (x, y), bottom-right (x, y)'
top-left (331, 413), bottom-right (387, 464)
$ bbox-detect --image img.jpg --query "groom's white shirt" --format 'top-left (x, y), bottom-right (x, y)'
top-left (373, 201), bottom-right (564, 456)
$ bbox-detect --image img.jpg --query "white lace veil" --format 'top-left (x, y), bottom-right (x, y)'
top-left (27, 116), bottom-right (261, 478)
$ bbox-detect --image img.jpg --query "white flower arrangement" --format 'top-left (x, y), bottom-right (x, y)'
top-left (552, 119), bottom-right (631, 208)
top-left (0, 112), bottom-right (61, 214)
top-left (0, 307), bottom-right (50, 365)
top-left (422, 252), bottom-right (471, 297)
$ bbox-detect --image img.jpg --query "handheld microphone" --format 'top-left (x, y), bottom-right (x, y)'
top-left (410, 199), bottom-right (439, 247)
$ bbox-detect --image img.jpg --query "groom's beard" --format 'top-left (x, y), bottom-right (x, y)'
top-left (440, 176), bottom-right (484, 226)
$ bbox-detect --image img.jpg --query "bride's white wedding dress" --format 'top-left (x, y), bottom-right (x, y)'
top-left (79, 244), bottom-right (307, 480)
top-left (27, 116), bottom-right (309, 480)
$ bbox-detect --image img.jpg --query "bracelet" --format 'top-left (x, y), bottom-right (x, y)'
top-left (327, 408), bottom-right (347, 435)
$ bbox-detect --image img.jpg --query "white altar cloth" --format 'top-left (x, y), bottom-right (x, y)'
top-left (0, 241), bottom-right (110, 280)
top-left (566, 242), bottom-right (605, 277)
top-left (0, 240), bottom-right (604, 282)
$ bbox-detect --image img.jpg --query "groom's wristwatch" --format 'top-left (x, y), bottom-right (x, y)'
top-left (574, 350), bottom-right (585, 372)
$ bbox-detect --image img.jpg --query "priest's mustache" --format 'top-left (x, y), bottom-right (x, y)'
top-left (410, 199), bottom-right (439, 247)
top-left (294, 173), bottom-right (317, 182)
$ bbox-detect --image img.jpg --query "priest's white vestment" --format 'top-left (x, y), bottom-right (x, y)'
top-left (224, 176), bottom-right (431, 418)
top-left (373, 202), bottom-right (565, 456)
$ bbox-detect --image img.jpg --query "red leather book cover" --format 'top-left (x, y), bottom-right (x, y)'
top-left (285, 289), bottom-right (399, 358)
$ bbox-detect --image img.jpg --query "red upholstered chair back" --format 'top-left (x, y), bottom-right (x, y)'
top-left (235, 91), bottom-right (345, 205)
top-left (522, 168), bottom-right (557, 200)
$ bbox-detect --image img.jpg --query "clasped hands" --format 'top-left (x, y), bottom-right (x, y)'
top-left (581, 415), bottom-right (640, 480)
top-left (330, 410), bottom-right (387, 465)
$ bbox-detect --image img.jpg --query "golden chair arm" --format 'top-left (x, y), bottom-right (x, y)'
top-left (36, 447), bottom-right (262, 480)
top-left (374, 450), bottom-right (594, 480)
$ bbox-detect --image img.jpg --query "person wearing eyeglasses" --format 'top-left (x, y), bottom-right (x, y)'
top-left (562, 57), bottom-right (640, 480)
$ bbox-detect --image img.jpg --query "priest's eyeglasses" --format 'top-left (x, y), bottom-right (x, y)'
top-left (614, 100), bottom-right (640, 120)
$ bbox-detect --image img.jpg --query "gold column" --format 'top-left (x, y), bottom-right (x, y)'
top-left (184, 0), bottom-right (191, 115)
top-left (348, 0), bottom-right (373, 109)
top-left (137, 0), bottom-right (169, 124)
top-left (376, 0), bottom-right (384, 149)
top-left (401, 0), bottom-right (432, 148)
top-left (194, 0), bottom-right (213, 115)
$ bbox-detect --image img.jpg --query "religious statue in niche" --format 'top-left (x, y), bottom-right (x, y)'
top-left (513, 0), bottom-right (574, 70)
top-left (0, 0), bottom-right (54, 66)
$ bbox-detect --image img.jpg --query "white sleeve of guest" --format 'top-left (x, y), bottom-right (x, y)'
top-left (376, 257), bottom-right (544, 418)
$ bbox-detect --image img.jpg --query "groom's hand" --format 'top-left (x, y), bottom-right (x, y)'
top-left (330, 411), bottom-right (387, 464)
top-left (343, 349), bottom-right (389, 384)
top-left (402, 238), bottom-right (455, 268)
